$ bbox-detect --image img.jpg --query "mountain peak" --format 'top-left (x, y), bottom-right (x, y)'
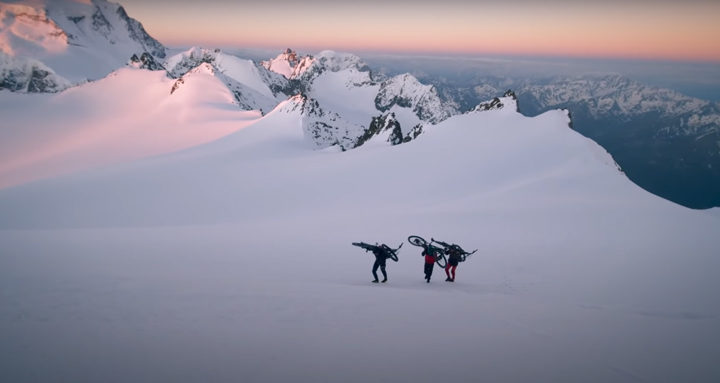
top-left (261, 48), bottom-right (314, 80)
top-left (0, 2), bottom-right (69, 56)
top-left (0, 0), bottom-right (166, 91)
top-left (471, 91), bottom-right (519, 113)
top-left (313, 50), bottom-right (369, 73)
top-left (375, 73), bottom-right (455, 124)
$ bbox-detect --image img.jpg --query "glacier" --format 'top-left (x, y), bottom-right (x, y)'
top-left (1, 64), bottom-right (720, 382)
top-left (1, 1), bottom-right (719, 382)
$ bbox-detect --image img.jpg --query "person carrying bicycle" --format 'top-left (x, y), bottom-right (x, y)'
top-left (422, 245), bottom-right (438, 283)
top-left (409, 235), bottom-right (448, 283)
top-left (444, 245), bottom-right (464, 282)
top-left (352, 242), bottom-right (401, 283)
top-left (432, 239), bottom-right (475, 282)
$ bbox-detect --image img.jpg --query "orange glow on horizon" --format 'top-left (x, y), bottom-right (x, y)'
top-left (124, 2), bottom-right (720, 63)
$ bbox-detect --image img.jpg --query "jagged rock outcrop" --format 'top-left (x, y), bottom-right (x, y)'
top-left (261, 48), bottom-right (315, 80)
top-left (129, 52), bottom-right (164, 71)
top-left (0, 53), bottom-right (70, 92)
top-left (166, 48), bottom-right (219, 79)
top-left (281, 94), bottom-right (364, 150)
top-left (354, 113), bottom-right (424, 148)
top-left (471, 90), bottom-right (519, 112)
top-left (260, 51), bottom-right (460, 150)
top-left (375, 74), bottom-right (455, 124)
top-left (472, 97), bottom-right (504, 112)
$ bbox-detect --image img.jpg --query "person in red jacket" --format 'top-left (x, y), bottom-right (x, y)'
top-left (432, 239), bottom-right (476, 282)
top-left (422, 245), bottom-right (439, 283)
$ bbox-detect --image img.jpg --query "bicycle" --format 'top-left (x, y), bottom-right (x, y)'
top-left (407, 235), bottom-right (447, 268)
top-left (352, 242), bottom-right (402, 261)
top-left (431, 238), bottom-right (477, 262)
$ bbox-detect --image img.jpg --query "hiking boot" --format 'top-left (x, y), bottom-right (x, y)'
top-left (381, 279), bottom-right (387, 283)
top-left (445, 277), bottom-right (452, 282)
top-left (372, 279), bottom-right (379, 283)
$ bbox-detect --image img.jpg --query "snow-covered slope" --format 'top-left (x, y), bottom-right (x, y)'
top-left (0, 0), bottom-right (165, 91)
top-left (1, 81), bottom-right (719, 382)
top-left (0, 67), bottom-right (257, 189)
top-left (1, 5), bottom-right (717, 379)
top-left (1, 93), bottom-right (630, 229)
top-left (164, 47), bottom-right (287, 113)
top-left (0, 47), bottom-right (461, 188)
top-left (511, 74), bottom-right (720, 208)
top-left (433, 72), bottom-right (720, 208)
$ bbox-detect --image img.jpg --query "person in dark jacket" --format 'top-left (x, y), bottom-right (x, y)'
top-left (369, 244), bottom-right (398, 283)
top-left (352, 242), bottom-right (399, 283)
top-left (422, 246), bottom-right (438, 283)
top-left (445, 245), bottom-right (464, 282)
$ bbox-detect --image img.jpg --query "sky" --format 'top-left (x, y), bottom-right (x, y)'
top-left (118, 0), bottom-right (720, 63)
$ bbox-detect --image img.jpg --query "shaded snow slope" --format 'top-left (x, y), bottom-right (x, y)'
top-left (1, 96), bottom-right (719, 383)
top-left (0, 67), bottom-right (257, 189)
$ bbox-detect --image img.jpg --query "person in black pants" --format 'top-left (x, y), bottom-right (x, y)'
top-left (445, 245), bottom-right (463, 282)
top-left (422, 246), bottom-right (437, 283)
top-left (352, 242), bottom-right (400, 283)
top-left (370, 245), bottom-right (393, 283)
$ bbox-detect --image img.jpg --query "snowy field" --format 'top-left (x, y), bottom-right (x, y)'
top-left (2, 71), bottom-right (720, 382)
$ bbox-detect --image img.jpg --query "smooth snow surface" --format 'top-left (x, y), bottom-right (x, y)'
top-left (1, 73), bottom-right (720, 383)
top-left (0, 68), bottom-right (255, 188)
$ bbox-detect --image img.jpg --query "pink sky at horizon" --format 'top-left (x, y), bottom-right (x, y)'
top-left (120, 1), bottom-right (720, 63)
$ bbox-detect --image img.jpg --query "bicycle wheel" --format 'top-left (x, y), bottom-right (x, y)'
top-left (407, 235), bottom-right (427, 247)
top-left (390, 253), bottom-right (399, 262)
top-left (435, 254), bottom-right (447, 268)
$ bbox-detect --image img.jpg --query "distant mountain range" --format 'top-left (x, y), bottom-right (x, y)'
top-left (518, 76), bottom-right (719, 209)
top-left (1, 0), bottom-right (717, 208)
top-left (425, 75), bottom-right (720, 208)
top-left (0, 0), bottom-right (462, 152)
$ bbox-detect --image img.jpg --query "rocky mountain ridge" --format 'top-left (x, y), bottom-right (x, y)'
top-left (164, 47), bottom-right (459, 150)
top-left (0, 0), bottom-right (166, 92)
